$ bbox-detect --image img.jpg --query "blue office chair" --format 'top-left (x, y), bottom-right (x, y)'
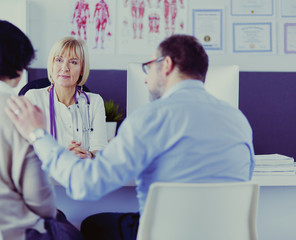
top-left (18, 78), bottom-right (91, 96)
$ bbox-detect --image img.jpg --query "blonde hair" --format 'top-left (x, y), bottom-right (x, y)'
top-left (47, 36), bottom-right (90, 86)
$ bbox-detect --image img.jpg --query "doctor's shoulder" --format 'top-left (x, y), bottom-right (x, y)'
top-left (24, 87), bottom-right (49, 104)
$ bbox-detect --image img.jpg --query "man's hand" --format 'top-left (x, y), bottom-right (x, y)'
top-left (5, 95), bottom-right (46, 141)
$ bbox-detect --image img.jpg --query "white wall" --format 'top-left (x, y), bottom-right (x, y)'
top-left (27, 0), bottom-right (149, 70)
top-left (189, 0), bottom-right (296, 72)
top-left (23, 0), bottom-right (296, 71)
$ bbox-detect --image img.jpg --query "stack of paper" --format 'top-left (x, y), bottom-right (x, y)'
top-left (253, 154), bottom-right (295, 176)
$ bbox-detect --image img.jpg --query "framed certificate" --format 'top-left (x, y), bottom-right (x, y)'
top-left (231, 0), bottom-right (274, 16)
top-left (192, 9), bottom-right (223, 51)
top-left (284, 23), bottom-right (296, 53)
top-left (233, 23), bottom-right (273, 53)
top-left (281, 0), bottom-right (296, 17)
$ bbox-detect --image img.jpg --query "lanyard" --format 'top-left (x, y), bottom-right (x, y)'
top-left (49, 84), bottom-right (90, 141)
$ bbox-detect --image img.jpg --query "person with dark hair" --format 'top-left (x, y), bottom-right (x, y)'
top-left (6, 34), bottom-right (254, 240)
top-left (0, 21), bottom-right (35, 80)
top-left (158, 34), bottom-right (208, 80)
top-left (0, 20), bottom-right (56, 240)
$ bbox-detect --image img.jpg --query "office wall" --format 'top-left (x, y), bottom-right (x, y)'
top-left (27, 68), bottom-right (296, 160)
top-left (26, 0), bottom-right (296, 71)
top-left (24, 0), bottom-right (296, 159)
top-left (189, 0), bottom-right (296, 72)
top-left (239, 72), bottom-right (296, 158)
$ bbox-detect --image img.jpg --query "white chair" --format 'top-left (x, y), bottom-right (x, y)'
top-left (137, 182), bottom-right (259, 240)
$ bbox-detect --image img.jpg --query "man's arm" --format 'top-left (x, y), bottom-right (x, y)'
top-left (5, 95), bottom-right (151, 201)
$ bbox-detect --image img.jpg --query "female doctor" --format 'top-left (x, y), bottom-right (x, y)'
top-left (25, 36), bottom-right (107, 158)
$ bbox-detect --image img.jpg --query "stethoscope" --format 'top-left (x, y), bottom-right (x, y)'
top-left (49, 84), bottom-right (92, 149)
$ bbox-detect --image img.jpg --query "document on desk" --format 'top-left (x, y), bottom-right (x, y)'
top-left (254, 154), bottom-right (295, 176)
top-left (254, 154), bottom-right (294, 164)
top-left (255, 164), bottom-right (295, 172)
top-left (253, 171), bottom-right (295, 176)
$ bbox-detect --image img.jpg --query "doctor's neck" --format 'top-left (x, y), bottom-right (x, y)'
top-left (54, 85), bottom-right (76, 107)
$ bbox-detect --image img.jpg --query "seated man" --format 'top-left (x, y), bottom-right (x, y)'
top-left (6, 34), bottom-right (254, 240)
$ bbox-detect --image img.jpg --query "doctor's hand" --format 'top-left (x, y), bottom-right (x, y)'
top-left (6, 95), bottom-right (46, 141)
top-left (67, 141), bottom-right (94, 159)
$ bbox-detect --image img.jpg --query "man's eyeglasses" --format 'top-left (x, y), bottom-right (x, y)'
top-left (142, 57), bottom-right (165, 74)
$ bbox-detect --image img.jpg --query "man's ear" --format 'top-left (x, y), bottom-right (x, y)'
top-left (163, 56), bottom-right (174, 76)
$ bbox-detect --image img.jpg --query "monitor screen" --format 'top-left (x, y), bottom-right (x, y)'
top-left (127, 64), bottom-right (239, 116)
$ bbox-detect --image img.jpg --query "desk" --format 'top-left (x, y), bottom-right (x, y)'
top-left (251, 176), bottom-right (296, 240)
top-left (55, 186), bottom-right (139, 229)
top-left (55, 176), bottom-right (296, 239)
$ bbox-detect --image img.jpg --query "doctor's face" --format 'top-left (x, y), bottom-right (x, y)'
top-left (52, 53), bottom-right (82, 88)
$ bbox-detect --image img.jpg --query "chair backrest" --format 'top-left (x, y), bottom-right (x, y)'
top-left (137, 182), bottom-right (259, 240)
top-left (18, 78), bottom-right (91, 96)
top-left (18, 78), bottom-right (51, 95)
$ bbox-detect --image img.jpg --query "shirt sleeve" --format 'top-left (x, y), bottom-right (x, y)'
top-left (33, 113), bottom-right (157, 201)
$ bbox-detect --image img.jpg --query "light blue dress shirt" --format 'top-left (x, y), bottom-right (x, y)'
top-left (33, 80), bottom-right (254, 215)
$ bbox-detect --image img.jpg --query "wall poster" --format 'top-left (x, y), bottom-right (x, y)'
top-left (117, 0), bottom-right (188, 55)
top-left (70, 0), bottom-right (116, 54)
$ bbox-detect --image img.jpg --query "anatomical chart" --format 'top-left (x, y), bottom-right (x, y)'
top-left (70, 0), bottom-right (115, 54)
top-left (118, 0), bottom-right (187, 55)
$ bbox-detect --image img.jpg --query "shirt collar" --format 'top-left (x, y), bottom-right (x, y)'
top-left (161, 79), bottom-right (204, 99)
top-left (0, 81), bottom-right (17, 95)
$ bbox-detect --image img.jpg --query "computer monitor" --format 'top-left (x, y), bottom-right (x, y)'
top-left (204, 65), bottom-right (239, 108)
top-left (127, 64), bottom-right (239, 116)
